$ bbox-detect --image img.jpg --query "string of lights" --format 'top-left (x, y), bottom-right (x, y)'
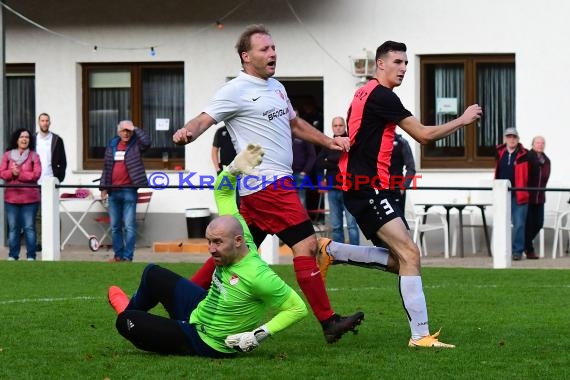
top-left (0, 0), bottom-right (250, 55)
top-left (1, 0), bottom-right (351, 74)
top-left (284, 0), bottom-right (352, 75)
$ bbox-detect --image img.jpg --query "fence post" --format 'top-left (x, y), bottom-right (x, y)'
top-left (492, 179), bottom-right (511, 268)
top-left (41, 177), bottom-right (60, 261)
top-left (259, 234), bottom-right (279, 264)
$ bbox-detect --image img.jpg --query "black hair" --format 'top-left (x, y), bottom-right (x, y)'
top-left (7, 128), bottom-right (35, 151)
top-left (375, 41), bottom-right (407, 61)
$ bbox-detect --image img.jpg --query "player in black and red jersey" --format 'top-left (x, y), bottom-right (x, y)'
top-left (319, 41), bottom-right (482, 348)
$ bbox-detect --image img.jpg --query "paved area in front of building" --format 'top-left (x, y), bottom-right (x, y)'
top-left (4, 243), bottom-right (570, 269)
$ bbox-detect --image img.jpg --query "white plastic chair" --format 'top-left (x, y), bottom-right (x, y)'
top-left (405, 195), bottom-right (450, 258)
top-left (539, 190), bottom-right (570, 258)
top-left (550, 209), bottom-right (570, 259)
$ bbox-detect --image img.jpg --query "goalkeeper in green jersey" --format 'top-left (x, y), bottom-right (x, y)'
top-left (107, 144), bottom-right (308, 357)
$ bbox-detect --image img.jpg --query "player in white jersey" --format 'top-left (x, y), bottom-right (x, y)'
top-left (203, 71), bottom-right (294, 195)
top-left (173, 24), bottom-right (363, 344)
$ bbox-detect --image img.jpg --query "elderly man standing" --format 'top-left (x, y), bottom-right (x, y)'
top-left (100, 120), bottom-right (150, 262)
top-left (524, 136), bottom-right (550, 259)
top-left (495, 127), bottom-right (529, 261)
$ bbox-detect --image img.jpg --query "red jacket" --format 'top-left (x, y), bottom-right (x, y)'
top-left (494, 143), bottom-right (529, 205)
top-left (0, 150), bottom-right (42, 204)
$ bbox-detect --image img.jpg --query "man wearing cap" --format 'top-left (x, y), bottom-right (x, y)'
top-left (100, 120), bottom-right (151, 262)
top-left (494, 127), bottom-right (529, 260)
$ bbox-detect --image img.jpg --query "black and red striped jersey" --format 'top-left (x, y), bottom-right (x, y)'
top-left (339, 79), bottom-right (412, 191)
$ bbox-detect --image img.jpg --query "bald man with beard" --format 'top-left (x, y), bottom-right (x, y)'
top-left (107, 144), bottom-right (308, 357)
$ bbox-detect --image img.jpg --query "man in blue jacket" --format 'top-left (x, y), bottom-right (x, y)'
top-left (100, 120), bottom-right (150, 262)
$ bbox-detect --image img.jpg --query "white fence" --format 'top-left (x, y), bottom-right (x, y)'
top-left (38, 177), bottom-right (516, 267)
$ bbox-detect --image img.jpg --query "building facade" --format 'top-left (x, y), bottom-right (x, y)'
top-left (3, 0), bottom-right (568, 243)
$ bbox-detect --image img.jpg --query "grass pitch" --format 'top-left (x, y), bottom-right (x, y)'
top-left (1, 261), bottom-right (569, 379)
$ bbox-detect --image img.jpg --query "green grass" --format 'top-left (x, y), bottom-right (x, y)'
top-left (1, 262), bottom-right (570, 380)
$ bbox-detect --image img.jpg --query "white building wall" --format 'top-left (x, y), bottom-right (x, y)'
top-left (4, 0), bottom-right (569, 216)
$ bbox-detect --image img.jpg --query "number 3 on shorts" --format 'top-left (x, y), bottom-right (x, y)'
top-left (379, 198), bottom-right (394, 215)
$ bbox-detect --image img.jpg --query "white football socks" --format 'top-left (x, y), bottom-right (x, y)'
top-left (326, 241), bottom-right (389, 270)
top-left (399, 275), bottom-right (429, 339)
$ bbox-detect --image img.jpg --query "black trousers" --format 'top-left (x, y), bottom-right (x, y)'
top-left (115, 264), bottom-right (230, 358)
top-left (524, 204), bottom-right (544, 254)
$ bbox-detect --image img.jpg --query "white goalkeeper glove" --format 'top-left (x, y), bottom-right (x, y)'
top-left (225, 325), bottom-right (270, 352)
top-left (226, 143), bottom-right (265, 176)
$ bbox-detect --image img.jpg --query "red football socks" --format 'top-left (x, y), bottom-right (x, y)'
top-left (293, 255), bottom-right (334, 321)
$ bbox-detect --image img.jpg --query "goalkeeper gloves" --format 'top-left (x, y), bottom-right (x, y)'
top-left (226, 143), bottom-right (265, 176)
top-left (225, 325), bottom-right (270, 352)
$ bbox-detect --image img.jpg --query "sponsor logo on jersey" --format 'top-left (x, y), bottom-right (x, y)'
top-left (229, 273), bottom-right (240, 286)
top-left (262, 107), bottom-right (289, 121)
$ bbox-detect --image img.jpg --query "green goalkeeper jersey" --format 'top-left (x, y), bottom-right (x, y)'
top-left (189, 171), bottom-right (298, 353)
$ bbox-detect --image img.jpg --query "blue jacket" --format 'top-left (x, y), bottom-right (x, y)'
top-left (100, 128), bottom-right (150, 192)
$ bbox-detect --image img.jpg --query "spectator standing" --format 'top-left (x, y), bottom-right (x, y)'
top-left (524, 136), bottom-right (550, 259)
top-left (316, 116), bottom-right (359, 245)
top-left (100, 121), bottom-right (150, 262)
top-left (211, 125), bottom-right (237, 174)
top-left (495, 127), bottom-right (529, 261)
top-left (389, 133), bottom-right (416, 209)
top-left (292, 136), bottom-right (316, 208)
top-left (212, 125), bottom-right (239, 205)
top-left (35, 113), bottom-right (67, 184)
top-left (1, 129), bottom-right (41, 261)
top-left (35, 112), bottom-right (67, 251)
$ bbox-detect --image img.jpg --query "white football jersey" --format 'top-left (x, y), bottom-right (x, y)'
top-left (204, 71), bottom-right (297, 195)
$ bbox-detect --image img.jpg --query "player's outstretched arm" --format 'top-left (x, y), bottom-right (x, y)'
top-left (215, 143), bottom-right (264, 216)
top-left (214, 143), bottom-right (265, 247)
top-left (399, 104), bottom-right (482, 144)
top-left (224, 291), bottom-right (307, 353)
top-left (173, 112), bottom-right (217, 145)
top-left (290, 116), bottom-right (350, 152)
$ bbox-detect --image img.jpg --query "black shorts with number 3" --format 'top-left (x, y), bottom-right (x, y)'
top-left (344, 189), bottom-right (408, 241)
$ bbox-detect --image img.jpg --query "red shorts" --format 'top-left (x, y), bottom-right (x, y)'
top-left (240, 177), bottom-right (310, 234)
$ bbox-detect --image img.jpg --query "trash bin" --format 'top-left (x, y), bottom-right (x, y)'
top-left (185, 208), bottom-right (211, 238)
